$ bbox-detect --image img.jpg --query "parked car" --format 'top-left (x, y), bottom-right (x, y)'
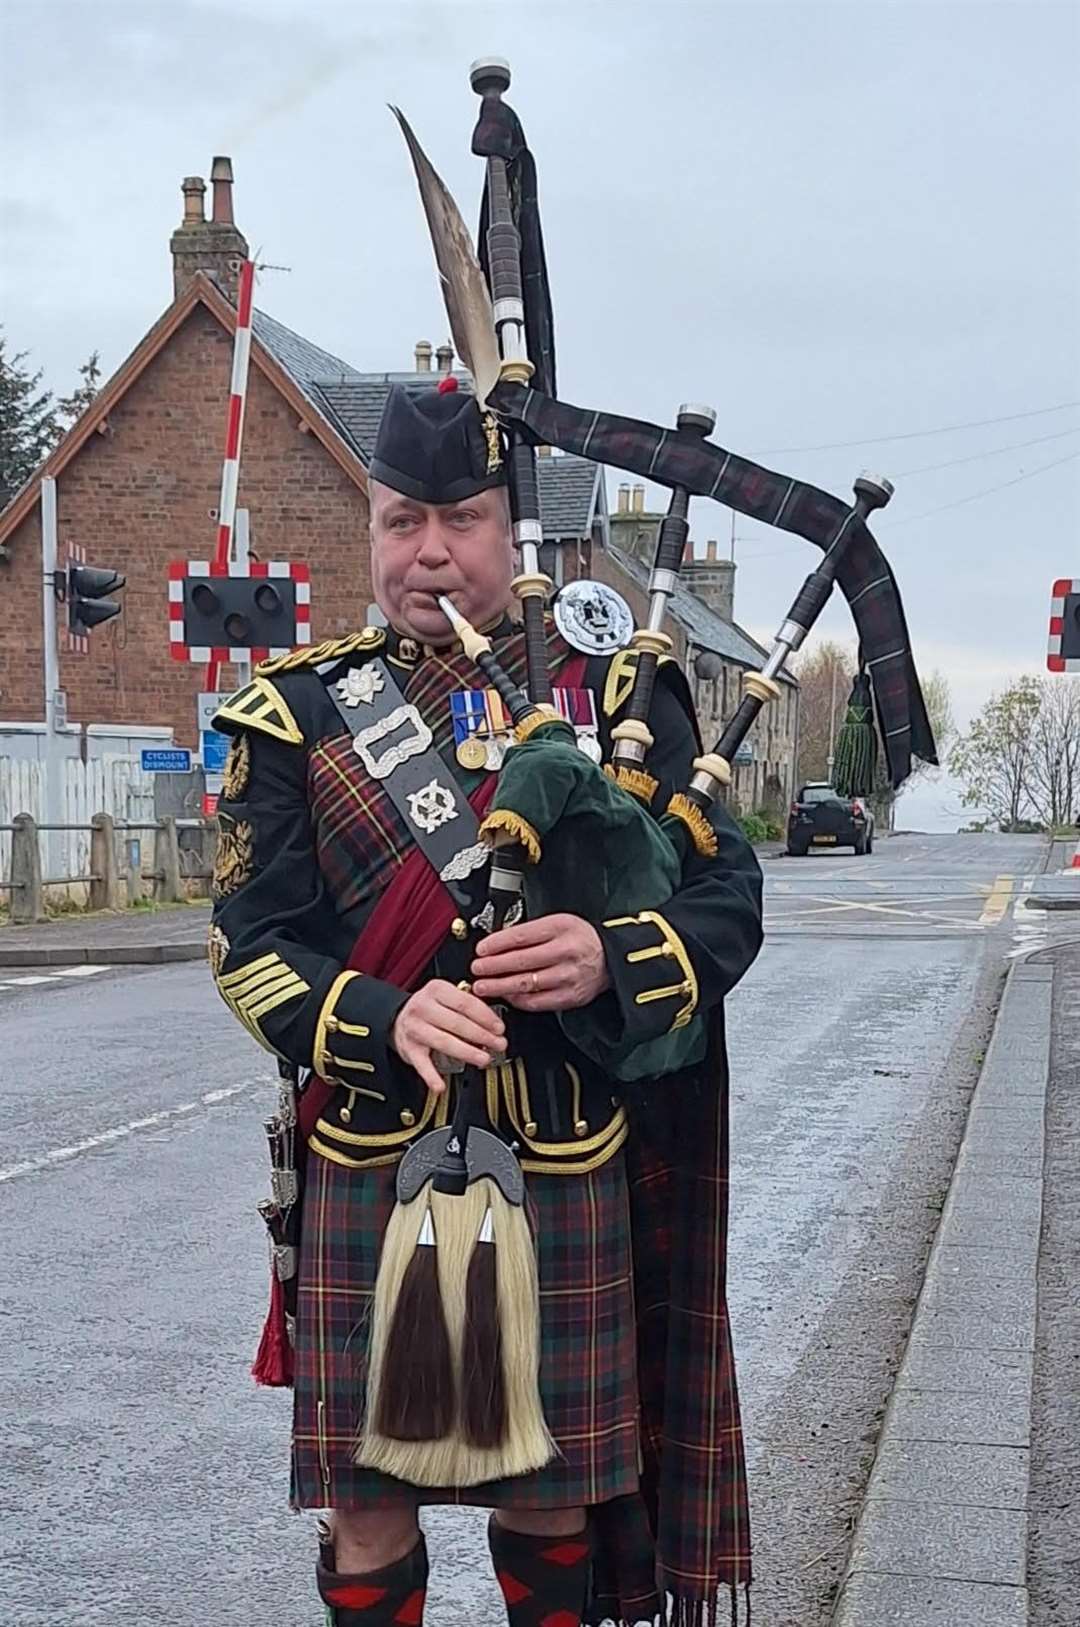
top-left (787, 782), bottom-right (875, 856)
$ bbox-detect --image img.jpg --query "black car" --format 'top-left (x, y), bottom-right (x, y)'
top-left (787, 782), bottom-right (875, 856)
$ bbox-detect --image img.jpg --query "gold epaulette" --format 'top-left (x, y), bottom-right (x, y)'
top-left (255, 627), bottom-right (385, 676)
top-left (214, 675), bottom-right (303, 745)
top-left (602, 647), bottom-right (677, 717)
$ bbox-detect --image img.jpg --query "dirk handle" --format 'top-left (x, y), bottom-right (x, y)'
top-left (685, 473), bottom-right (894, 817)
top-left (470, 57), bottom-right (553, 707)
top-left (611, 405), bottom-right (716, 770)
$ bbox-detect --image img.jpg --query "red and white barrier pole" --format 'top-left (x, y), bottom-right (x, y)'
top-left (206, 258), bottom-right (255, 694)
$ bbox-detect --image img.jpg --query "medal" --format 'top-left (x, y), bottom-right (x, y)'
top-left (456, 735), bottom-right (488, 771)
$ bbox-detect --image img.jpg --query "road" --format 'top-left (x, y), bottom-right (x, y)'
top-left (0, 833), bottom-right (1055, 1625)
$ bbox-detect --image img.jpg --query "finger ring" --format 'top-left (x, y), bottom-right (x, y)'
top-left (530, 972), bottom-right (539, 993)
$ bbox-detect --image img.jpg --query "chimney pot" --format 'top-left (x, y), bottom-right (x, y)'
top-left (181, 176), bottom-right (206, 226)
top-left (683, 538), bottom-right (694, 564)
top-left (415, 340), bottom-right (433, 372)
top-left (631, 484), bottom-right (645, 513)
top-left (210, 156), bottom-right (235, 224)
top-left (706, 539), bottom-right (718, 562)
top-left (436, 341), bottom-right (454, 372)
top-left (617, 483), bottom-right (630, 514)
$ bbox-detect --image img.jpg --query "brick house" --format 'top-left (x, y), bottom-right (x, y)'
top-left (0, 157), bottom-right (796, 816)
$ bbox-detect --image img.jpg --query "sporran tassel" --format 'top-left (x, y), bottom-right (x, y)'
top-left (373, 1204), bottom-right (456, 1441)
top-left (356, 1175), bottom-right (554, 1486)
top-left (461, 1205), bottom-right (508, 1447)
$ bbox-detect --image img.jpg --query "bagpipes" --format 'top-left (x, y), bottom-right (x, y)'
top-left (351, 56), bottom-right (938, 1487)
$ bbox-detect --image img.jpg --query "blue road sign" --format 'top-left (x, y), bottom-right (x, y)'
top-left (201, 729), bottom-right (230, 775)
top-left (141, 748), bottom-right (192, 774)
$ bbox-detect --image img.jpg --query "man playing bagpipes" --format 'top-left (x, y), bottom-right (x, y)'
top-left (209, 55), bottom-right (936, 1627)
top-left (209, 371), bottom-right (764, 1627)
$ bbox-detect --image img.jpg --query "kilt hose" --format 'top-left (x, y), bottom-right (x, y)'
top-left (290, 1148), bottom-right (641, 1512)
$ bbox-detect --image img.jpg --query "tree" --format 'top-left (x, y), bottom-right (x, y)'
top-left (792, 639), bottom-right (856, 785)
top-left (56, 351), bottom-right (102, 429)
top-left (0, 328), bottom-right (61, 509)
top-left (1025, 677), bottom-right (1080, 829)
top-left (949, 677), bottom-right (1043, 830)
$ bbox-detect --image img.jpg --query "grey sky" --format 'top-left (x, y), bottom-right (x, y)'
top-left (3, 0), bottom-right (1078, 826)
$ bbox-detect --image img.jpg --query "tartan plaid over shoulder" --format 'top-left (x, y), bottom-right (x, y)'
top-left (492, 379), bottom-right (937, 788)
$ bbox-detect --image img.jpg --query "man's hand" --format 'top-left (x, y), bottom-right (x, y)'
top-left (390, 980), bottom-right (506, 1096)
top-left (471, 914), bottom-right (610, 1013)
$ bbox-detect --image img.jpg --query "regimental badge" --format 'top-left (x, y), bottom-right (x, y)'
top-left (482, 411), bottom-right (502, 474)
top-left (553, 580), bottom-right (635, 655)
top-left (407, 778), bottom-right (460, 834)
top-left (213, 818), bottom-right (254, 898)
top-left (335, 665), bottom-right (385, 708)
top-left (222, 734), bottom-right (251, 800)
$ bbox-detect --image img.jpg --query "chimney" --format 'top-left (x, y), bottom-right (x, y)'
top-left (683, 542), bottom-right (736, 622)
top-left (181, 176), bottom-right (206, 226)
top-left (415, 340), bottom-right (433, 372)
top-left (682, 538), bottom-right (694, 564)
top-left (631, 484), bottom-right (645, 513)
top-left (210, 156), bottom-right (235, 224)
top-left (170, 157), bottom-right (249, 302)
top-left (436, 341), bottom-right (454, 373)
top-left (617, 484), bottom-right (630, 514)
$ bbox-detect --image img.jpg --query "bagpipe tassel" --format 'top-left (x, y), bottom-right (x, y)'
top-left (461, 1204), bottom-right (508, 1448)
top-left (356, 1176), bottom-right (555, 1487)
top-left (371, 1200), bottom-right (456, 1443)
top-left (251, 1269), bottom-right (294, 1388)
top-left (832, 669), bottom-right (879, 799)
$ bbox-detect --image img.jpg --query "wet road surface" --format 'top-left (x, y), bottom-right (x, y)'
top-left (0, 833), bottom-right (1052, 1625)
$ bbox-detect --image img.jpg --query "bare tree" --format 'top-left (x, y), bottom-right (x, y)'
top-left (1026, 677), bottom-right (1080, 829)
top-left (792, 640), bottom-right (856, 785)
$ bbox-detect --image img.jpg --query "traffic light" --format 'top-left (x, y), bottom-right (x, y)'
top-left (65, 564), bottom-right (126, 635)
top-left (181, 575), bottom-right (294, 650)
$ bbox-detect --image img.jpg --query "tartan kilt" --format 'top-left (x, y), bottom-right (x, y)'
top-left (290, 1147), bottom-right (640, 1511)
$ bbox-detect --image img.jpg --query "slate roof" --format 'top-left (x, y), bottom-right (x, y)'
top-left (607, 541), bottom-right (797, 686)
top-left (537, 454), bottom-right (601, 539)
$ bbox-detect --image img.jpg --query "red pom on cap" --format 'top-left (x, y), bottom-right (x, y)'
top-left (437, 375), bottom-right (459, 394)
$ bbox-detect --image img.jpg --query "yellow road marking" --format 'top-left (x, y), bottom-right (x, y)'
top-left (978, 874), bottom-right (1014, 926)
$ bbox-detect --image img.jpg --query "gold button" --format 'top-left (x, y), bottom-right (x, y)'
top-left (524, 1120), bottom-right (538, 1137)
top-left (661, 942), bottom-right (675, 958)
top-left (457, 979), bottom-right (472, 993)
top-left (679, 980), bottom-right (692, 996)
top-left (574, 1119), bottom-right (588, 1138)
top-left (399, 638), bottom-right (418, 662)
top-left (451, 917), bottom-right (468, 941)
top-left (325, 1014), bottom-right (341, 1033)
top-left (400, 1109), bottom-right (416, 1128)
top-left (339, 1106), bottom-right (352, 1124)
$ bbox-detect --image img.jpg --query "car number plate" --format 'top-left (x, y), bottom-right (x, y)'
top-left (812, 834), bottom-right (837, 844)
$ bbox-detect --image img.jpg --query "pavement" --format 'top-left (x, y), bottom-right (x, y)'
top-left (1, 831), bottom-right (1076, 1626)
top-left (832, 959), bottom-right (1053, 1626)
top-left (0, 902), bottom-right (211, 966)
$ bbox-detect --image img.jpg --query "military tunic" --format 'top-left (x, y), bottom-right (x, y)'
top-left (209, 620), bottom-right (763, 1518)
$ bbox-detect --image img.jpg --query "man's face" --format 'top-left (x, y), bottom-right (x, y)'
top-left (369, 480), bottom-right (514, 645)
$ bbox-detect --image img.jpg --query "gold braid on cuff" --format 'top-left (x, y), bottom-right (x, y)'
top-left (313, 969), bottom-right (367, 1079)
top-left (665, 794), bottom-right (719, 859)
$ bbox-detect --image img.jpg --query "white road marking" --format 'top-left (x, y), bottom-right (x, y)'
top-left (0, 1081), bottom-right (256, 1185)
top-left (0, 963), bottom-right (110, 992)
top-left (1007, 876), bottom-right (1050, 960)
